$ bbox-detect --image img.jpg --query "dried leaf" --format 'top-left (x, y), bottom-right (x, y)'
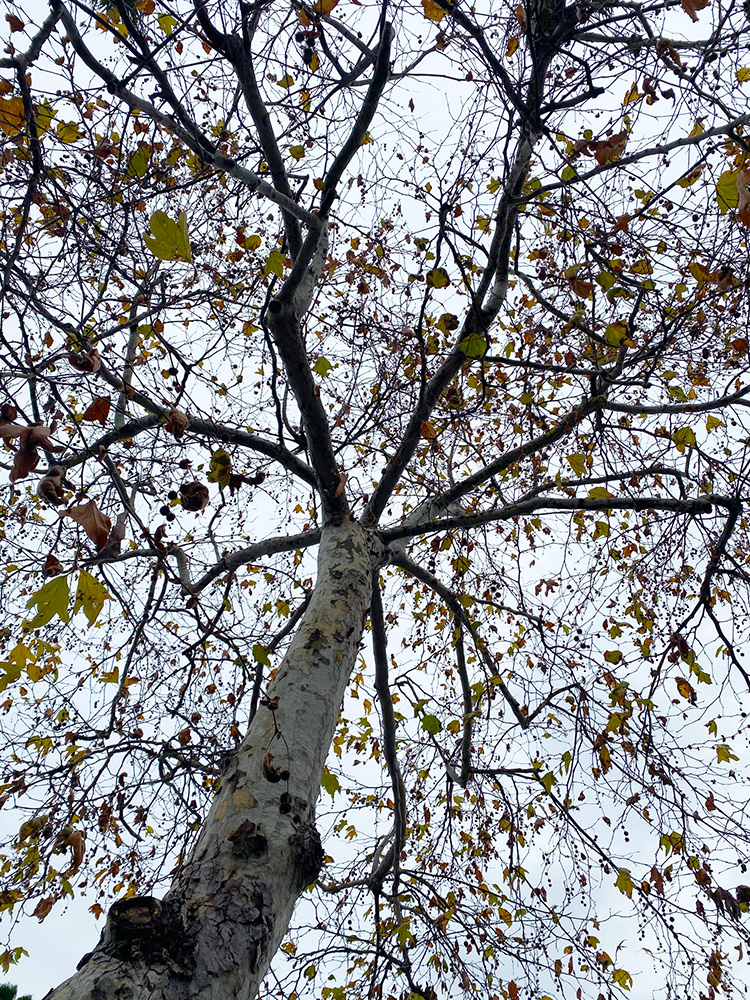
top-left (82, 395), bottom-right (111, 425)
top-left (166, 408), bottom-right (190, 440)
top-left (64, 350), bottom-right (101, 373)
top-left (179, 481), bottom-right (209, 512)
top-left (65, 500), bottom-right (112, 551)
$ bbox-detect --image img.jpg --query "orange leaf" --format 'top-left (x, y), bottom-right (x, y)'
top-left (82, 395), bottom-right (111, 426)
top-left (420, 420), bottom-right (437, 441)
top-left (681, 0), bottom-right (709, 20)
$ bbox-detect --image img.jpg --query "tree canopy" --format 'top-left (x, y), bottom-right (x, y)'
top-left (2, 0), bottom-right (750, 998)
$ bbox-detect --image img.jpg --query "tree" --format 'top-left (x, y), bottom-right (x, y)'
top-left (1, 0), bottom-right (750, 997)
top-left (0, 985), bottom-right (33, 1000)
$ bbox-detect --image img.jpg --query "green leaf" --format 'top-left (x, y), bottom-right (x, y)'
top-left (25, 576), bottom-right (71, 629)
top-left (540, 771), bottom-right (556, 793)
top-left (422, 714), bottom-right (442, 734)
top-left (313, 356), bottom-right (333, 377)
top-left (252, 643), bottom-right (271, 666)
top-left (321, 769), bottom-right (339, 797)
top-left (460, 332), bottom-right (488, 359)
top-left (144, 211), bottom-right (192, 262)
top-left (73, 570), bottom-right (111, 628)
top-left (604, 650), bottom-right (622, 664)
top-left (615, 868), bottom-right (634, 898)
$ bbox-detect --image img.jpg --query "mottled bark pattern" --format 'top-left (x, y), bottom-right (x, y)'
top-left (47, 522), bottom-right (372, 1000)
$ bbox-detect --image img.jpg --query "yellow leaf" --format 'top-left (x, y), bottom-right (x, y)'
top-left (144, 210), bottom-right (192, 262)
top-left (0, 96), bottom-right (24, 136)
top-left (623, 82), bottom-right (641, 106)
top-left (706, 415), bottom-right (724, 432)
top-left (588, 487), bottom-right (614, 499)
top-left (422, 0), bottom-right (446, 21)
top-left (315, 0), bottom-right (339, 11)
top-left (566, 453), bottom-right (587, 477)
top-left (426, 266), bottom-right (450, 288)
top-left (73, 570), bottom-right (111, 628)
top-left (34, 100), bottom-right (57, 134)
top-left (309, 50), bottom-right (320, 72)
top-left (738, 68), bottom-right (750, 83)
top-left (56, 121), bottom-right (81, 144)
top-left (506, 36), bottom-right (519, 57)
top-left (263, 250), bottom-right (286, 277)
top-left (157, 13), bottom-right (177, 34)
top-left (277, 74), bottom-right (295, 90)
top-left (289, 145), bottom-right (305, 161)
top-left (716, 170), bottom-right (738, 214)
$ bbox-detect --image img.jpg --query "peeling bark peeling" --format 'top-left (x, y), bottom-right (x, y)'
top-left (47, 522), bottom-right (372, 1000)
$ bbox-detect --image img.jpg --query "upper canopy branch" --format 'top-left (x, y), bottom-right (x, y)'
top-left (54, 0), bottom-right (323, 231)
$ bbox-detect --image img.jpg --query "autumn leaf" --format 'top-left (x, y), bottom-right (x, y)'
top-left (26, 576), bottom-right (71, 629)
top-left (82, 396), bottom-right (111, 426)
top-left (675, 676), bottom-right (696, 703)
top-left (420, 420), bottom-right (437, 441)
top-left (0, 96), bottom-right (24, 136)
top-left (592, 130), bottom-right (627, 165)
top-left (73, 570), bottom-right (111, 627)
top-left (422, 0), bottom-right (446, 21)
top-left (144, 210), bottom-right (192, 262)
top-left (263, 250), bottom-right (286, 277)
top-left (426, 267), bottom-right (451, 288)
top-left (682, 0), bottom-right (709, 21)
top-left (615, 868), bottom-right (635, 898)
top-left (5, 14), bottom-right (25, 32)
top-left (64, 500), bottom-right (112, 551)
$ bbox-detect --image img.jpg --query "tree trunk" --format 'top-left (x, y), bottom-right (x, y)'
top-left (46, 521), bottom-right (372, 1000)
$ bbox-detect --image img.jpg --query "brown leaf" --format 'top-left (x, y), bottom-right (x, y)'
top-left (102, 512), bottom-right (127, 554)
top-left (33, 897), bottom-right (54, 921)
top-left (166, 408), bottom-right (190, 440)
top-left (0, 402), bottom-right (17, 421)
top-left (179, 481), bottom-right (209, 512)
top-left (82, 395), bottom-right (111, 426)
top-left (5, 14), bottom-right (25, 31)
top-left (43, 553), bottom-right (65, 577)
top-left (153, 524), bottom-right (168, 551)
top-left (65, 500), bottom-right (112, 550)
top-left (37, 466), bottom-right (69, 505)
top-left (178, 727), bottom-right (192, 746)
top-left (592, 130), bottom-right (628, 166)
top-left (570, 278), bottom-right (594, 299)
top-left (64, 350), bottom-right (101, 373)
top-left (65, 829), bottom-right (85, 870)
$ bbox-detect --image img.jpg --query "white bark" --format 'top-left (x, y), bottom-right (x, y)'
top-left (46, 521), bottom-right (372, 1000)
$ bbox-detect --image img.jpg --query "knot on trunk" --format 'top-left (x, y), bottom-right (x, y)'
top-left (77, 894), bottom-right (195, 973)
top-left (289, 821), bottom-right (324, 887)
